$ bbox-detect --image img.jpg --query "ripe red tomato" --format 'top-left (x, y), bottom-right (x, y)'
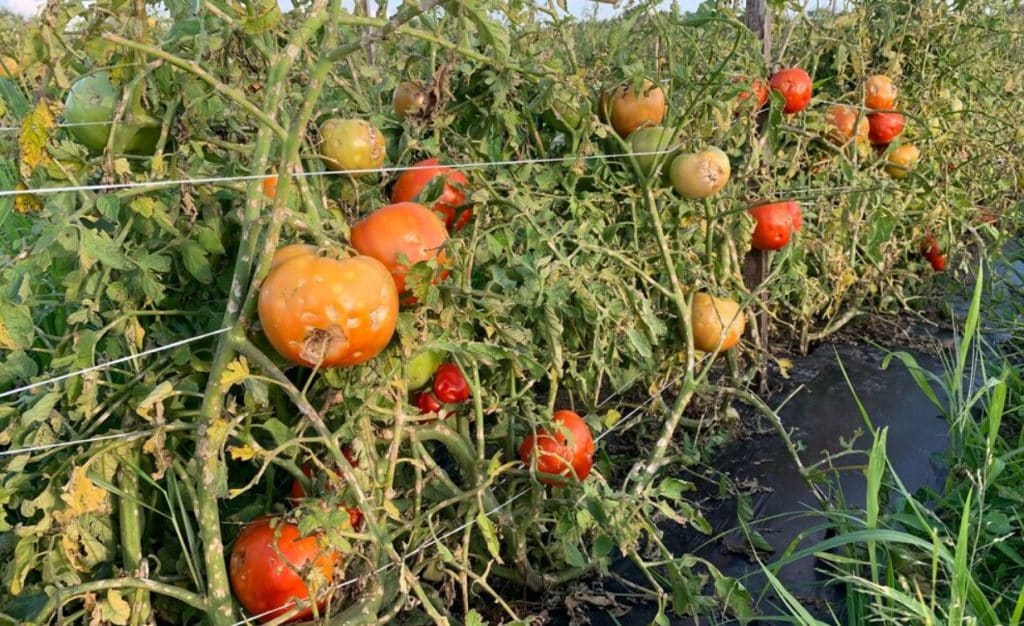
top-left (867, 111), bottom-right (905, 145)
top-left (518, 410), bottom-right (595, 485)
top-left (432, 363), bottom-right (470, 404)
top-left (768, 68), bottom-right (813, 114)
top-left (258, 249), bottom-right (399, 367)
top-left (229, 516), bottom-right (339, 623)
top-left (415, 390), bottom-right (443, 415)
top-left (349, 202), bottom-right (449, 296)
top-left (606, 79), bottom-right (666, 137)
top-left (391, 158), bottom-right (471, 231)
top-left (930, 254), bottom-right (947, 272)
top-left (919, 235), bottom-right (941, 259)
top-left (748, 202), bottom-right (799, 251)
top-left (288, 464), bottom-right (364, 531)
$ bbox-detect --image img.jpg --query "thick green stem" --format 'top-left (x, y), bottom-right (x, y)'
top-left (117, 445), bottom-right (152, 625)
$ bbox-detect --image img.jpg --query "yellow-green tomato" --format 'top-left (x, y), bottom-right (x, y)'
top-left (319, 119), bottom-right (385, 174)
top-left (407, 349), bottom-right (445, 390)
top-left (669, 147), bottom-right (731, 199)
top-left (885, 143), bottom-right (920, 179)
top-left (628, 126), bottom-right (677, 176)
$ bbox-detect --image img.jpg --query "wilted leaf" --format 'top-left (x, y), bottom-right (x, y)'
top-left (101, 590), bottom-right (131, 625)
top-left (55, 466), bottom-right (112, 524)
top-left (228, 445), bottom-right (259, 461)
top-left (19, 98), bottom-right (56, 179)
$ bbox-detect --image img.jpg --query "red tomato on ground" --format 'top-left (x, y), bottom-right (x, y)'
top-left (867, 111), bottom-right (905, 145)
top-left (518, 410), bottom-right (595, 485)
top-left (229, 516), bottom-right (339, 623)
top-left (768, 68), bottom-right (813, 114)
top-left (748, 202), bottom-right (799, 251)
top-left (432, 363), bottom-right (470, 404)
top-left (391, 158), bottom-right (471, 231)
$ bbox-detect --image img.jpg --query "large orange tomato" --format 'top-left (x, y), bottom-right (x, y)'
top-left (749, 201), bottom-right (799, 251)
top-left (229, 516), bottom-right (339, 623)
top-left (391, 159), bottom-right (471, 231)
top-left (258, 250), bottom-right (399, 367)
top-left (864, 74), bottom-right (897, 110)
top-left (606, 79), bottom-right (666, 137)
top-left (691, 293), bottom-right (745, 353)
top-left (827, 105), bottom-right (869, 144)
top-left (350, 202), bottom-right (449, 296)
top-left (768, 68), bottom-right (813, 114)
top-left (518, 410), bottom-right (595, 485)
top-left (867, 112), bottom-right (905, 145)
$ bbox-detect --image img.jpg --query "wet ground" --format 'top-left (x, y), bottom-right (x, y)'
top-left (582, 341), bottom-right (951, 626)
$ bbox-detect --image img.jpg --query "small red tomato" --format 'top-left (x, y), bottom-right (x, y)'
top-left (229, 516), bottom-right (339, 623)
top-left (930, 254), bottom-right (947, 272)
top-left (735, 76), bottom-right (769, 110)
top-left (867, 111), bottom-right (905, 145)
top-left (391, 158), bottom-right (472, 231)
top-left (768, 67), bottom-right (813, 114)
top-left (919, 235), bottom-right (941, 260)
top-left (415, 390), bottom-right (443, 414)
top-left (432, 363), bottom-right (470, 404)
top-left (518, 410), bottom-right (595, 485)
top-left (748, 201), bottom-right (799, 251)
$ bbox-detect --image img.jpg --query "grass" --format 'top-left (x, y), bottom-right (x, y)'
top-left (760, 255), bottom-right (1024, 625)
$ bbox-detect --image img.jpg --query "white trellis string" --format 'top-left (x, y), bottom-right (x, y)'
top-left (0, 427), bottom-right (175, 458)
top-left (0, 150), bottom-right (680, 198)
top-left (0, 327), bottom-right (230, 401)
top-left (0, 120), bottom-right (118, 133)
top-left (230, 366), bottom-right (693, 624)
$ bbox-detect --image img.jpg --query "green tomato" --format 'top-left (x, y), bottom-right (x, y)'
top-left (628, 126), bottom-right (678, 177)
top-left (64, 72), bottom-right (161, 154)
top-left (407, 349), bottom-right (445, 390)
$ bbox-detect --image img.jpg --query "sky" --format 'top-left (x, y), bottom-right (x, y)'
top-left (1, 0), bottom-right (701, 20)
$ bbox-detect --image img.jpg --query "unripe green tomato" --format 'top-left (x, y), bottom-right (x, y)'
top-left (628, 126), bottom-right (678, 177)
top-left (319, 118), bottom-right (385, 175)
top-left (407, 349), bottom-right (445, 390)
top-left (64, 71), bottom-right (161, 154)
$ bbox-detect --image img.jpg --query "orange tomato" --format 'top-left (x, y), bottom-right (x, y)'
top-left (827, 105), bottom-right (870, 144)
top-left (736, 76), bottom-right (769, 110)
top-left (768, 67), bottom-right (813, 114)
top-left (229, 516), bottom-right (339, 623)
top-left (606, 79), bottom-right (666, 137)
top-left (391, 158), bottom-right (471, 231)
top-left (691, 293), bottom-right (745, 353)
top-left (262, 174), bottom-right (278, 199)
top-left (885, 143), bottom-right (920, 179)
top-left (864, 74), bottom-right (897, 110)
top-left (349, 202), bottom-right (449, 296)
top-left (518, 410), bottom-right (595, 485)
top-left (258, 251), bottom-right (398, 367)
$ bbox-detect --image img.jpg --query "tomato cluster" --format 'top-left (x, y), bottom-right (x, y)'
top-left (413, 362), bottom-right (471, 418)
top-left (920, 234), bottom-right (947, 272)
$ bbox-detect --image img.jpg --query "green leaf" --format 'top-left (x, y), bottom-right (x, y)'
top-left (476, 510), bottom-right (503, 564)
top-left (465, 609), bottom-right (486, 626)
top-left (79, 228), bottom-right (130, 271)
top-left (181, 240), bottom-right (213, 284)
top-left (658, 478), bottom-right (696, 500)
top-left (22, 391), bottom-right (60, 425)
top-left (260, 419), bottom-right (293, 447)
top-left (96, 196), bottom-right (120, 221)
top-left (592, 535), bottom-right (614, 559)
top-left (563, 541), bottom-right (586, 568)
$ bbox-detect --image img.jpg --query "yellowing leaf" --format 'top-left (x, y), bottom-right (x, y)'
top-left (124, 317), bottom-right (145, 350)
top-left (228, 445), bottom-right (258, 461)
top-left (382, 499), bottom-right (402, 521)
top-left (220, 357), bottom-right (250, 389)
top-left (603, 408), bottom-right (622, 430)
top-left (14, 184), bottom-right (42, 214)
top-left (19, 98), bottom-right (56, 179)
top-left (102, 590), bottom-right (131, 626)
top-left (777, 358), bottom-right (794, 380)
top-left (136, 381), bottom-right (174, 421)
top-left (54, 466), bottom-right (111, 524)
